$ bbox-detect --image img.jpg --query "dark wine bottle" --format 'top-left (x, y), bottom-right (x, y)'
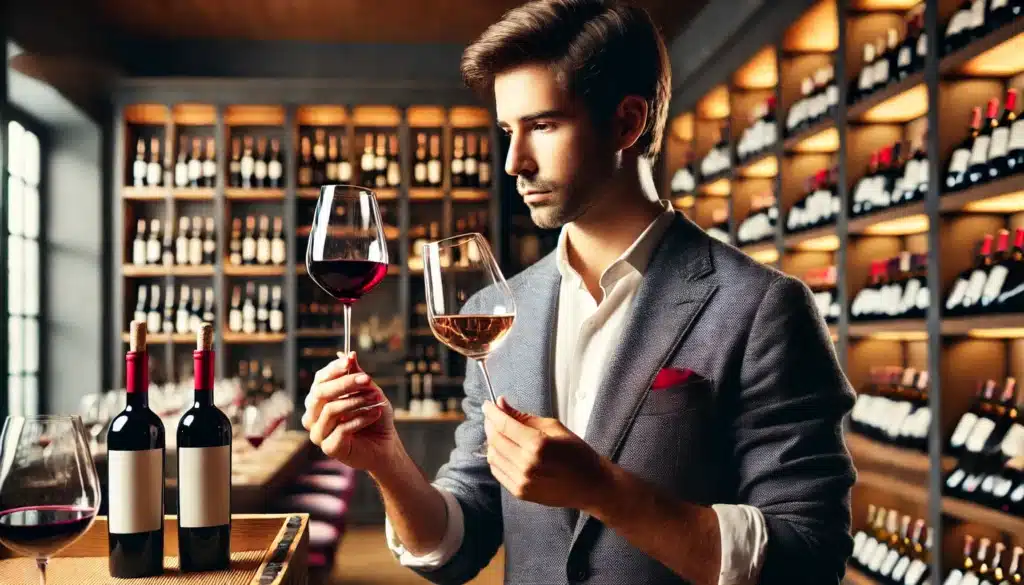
top-left (989, 88), bottom-right (1019, 180)
top-left (967, 97), bottom-right (1001, 187)
top-left (107, 320), bottom-right (165, 578)
top-left (176, 324), bottom-right (232, 573)
top-left (947, 106), bottom-right (984, 192)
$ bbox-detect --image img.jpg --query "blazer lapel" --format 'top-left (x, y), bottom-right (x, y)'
top-left (569, 214), bottom-right (718, 545)
top-left (504, 253), bottom-right (560, 419)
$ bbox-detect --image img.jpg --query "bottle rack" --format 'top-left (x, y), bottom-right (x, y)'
top-left (662, 0), bottom-right (1024, 580)
top-left (113, 101), bottom-right (501, 426)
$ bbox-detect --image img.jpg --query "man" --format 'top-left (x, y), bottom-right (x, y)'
top-left (302, 1), bottom-right (857, 583)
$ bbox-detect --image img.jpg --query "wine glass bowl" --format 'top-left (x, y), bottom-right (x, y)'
top-left (306, 185), bottom-right (389, 355)
top-left (0, 415), bottom-right (101, 583)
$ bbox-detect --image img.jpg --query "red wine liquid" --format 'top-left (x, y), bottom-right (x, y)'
top-left (0, 505), bottom-right (95, 558)
top-left (307, 260), bottom-right (387, 304)
top-left (246, 435), bottom-right (265, 449)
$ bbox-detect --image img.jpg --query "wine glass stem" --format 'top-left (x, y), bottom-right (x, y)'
top-left (476, 359), bottom-right (498, 403)
top-left (343, 303), bottom-right (353, 356)
top-left (37, 558), bottom-right (47, 585)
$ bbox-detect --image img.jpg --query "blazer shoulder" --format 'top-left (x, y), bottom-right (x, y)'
top-left (704, 234), bottom-right (787, 296)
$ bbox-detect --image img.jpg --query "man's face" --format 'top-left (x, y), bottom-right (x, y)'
top-left (495, 64), bottom-right (614, 229)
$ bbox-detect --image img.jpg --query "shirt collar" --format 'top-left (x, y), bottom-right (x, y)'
top-left (556, 200), bottom-right (675, 291)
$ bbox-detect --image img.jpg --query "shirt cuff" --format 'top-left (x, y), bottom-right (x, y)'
top-left (712, 503), bottom-right (768, 585)
top-left (384, 484), bottom-right (465, 569)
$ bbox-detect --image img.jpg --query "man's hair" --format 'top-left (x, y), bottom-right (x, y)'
top-left (461, 0), bottom-right (671, 160)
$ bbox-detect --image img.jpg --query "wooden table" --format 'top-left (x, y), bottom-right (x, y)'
top-left (93, 431), bottom-right (316, 514)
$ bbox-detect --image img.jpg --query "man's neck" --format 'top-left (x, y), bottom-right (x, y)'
top-left (563, 160), bottom-right (664, 298)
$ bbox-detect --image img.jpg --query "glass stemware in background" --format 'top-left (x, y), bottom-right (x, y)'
top-left (0, 415), bottom-right (101, 584)
top-left (243, 404), bottom-right (266, 450)
top-left (306, 185), bottom-right (389, 357)
top-left (423, 233), bottom-right (516, 456)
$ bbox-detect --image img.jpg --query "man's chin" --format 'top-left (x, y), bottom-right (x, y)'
top-left (528, 206), bottom-right (568, 230)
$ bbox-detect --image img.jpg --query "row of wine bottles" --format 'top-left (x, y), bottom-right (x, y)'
top-left (945, 228), bottom-right (1024, 316)
top-left (943, 1), bottom-right (1021, 57)
top-left (237, 359), bottom-right (282, 400)
top-left (850, 366), bottom-right (931, 453)
top-left (945, 377), bottom-right (1024, 513)
top-left (851, 139), bottom-right (930, 217)
top-left (107, 321), bottom-right (231, 577)
top-left (132, 218), bottom-right (216, 267)
top-left (851, 505), bottom-right (932, 585)
top-left (784, 168), bottom-right (840, 234)
top-left (786, 65), bottom-right (839, 137)
top-left (850, 253), bottom-right (930, 321)
top-left (699, 130), bottom-right (731, 180)
top-left (736, 193), bottom-right (777, 246)
top-left (227, 282), bottom-right (285, 335)
top-left (228, 135), bottom-right (284, 190)
top-left (133, 284), bottom-right (215, 336)
top-left (946, 89), bottom-right (1022, 192)
top-left (401, 345), bottom-right (462, 417)
top-left (850, 10), bottom-right (927, 105)
top-left (944, 535), bottom-right (1024, 585)
top-left (805, 265), bottom-right (840, 324)
top-left (228, 216), bottom-right (287, 266)
top-left (736, 97), bottom-right (778, 164)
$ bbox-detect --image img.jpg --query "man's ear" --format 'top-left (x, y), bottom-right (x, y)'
top-left (612, 96), bottom-right (649, 153)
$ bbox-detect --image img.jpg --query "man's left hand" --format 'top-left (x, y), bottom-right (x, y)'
top-left (483, 396), bottom-right (612, 513)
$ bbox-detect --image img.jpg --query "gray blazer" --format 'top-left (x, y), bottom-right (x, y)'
top-left (415, 212), bottom-right (857, 585)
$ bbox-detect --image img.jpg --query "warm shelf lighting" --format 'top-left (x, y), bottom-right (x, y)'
top-left (862, 214), bottom-right (929, 235)
top-left (225, 105), bottom-right (285, 127)
top-left (702, 178), bottom-right (731, 196)
top-left (961, 32), bottom-right (1024, 76)
top-left (968, 328), bottom-right (1024, 339)
top-left (124, 104), bottom-right (169, 125)
top-left (353, 105), bottom-right (401, 127)
top-left (173, 104), bottom-right (216, 126)
top-left (861, 84), bottom-right (929, 123)
top-left (698, 85), bottom-right (730, 120)
top-left (450, 106), bottom-right (491, 128)
top-left (735, 46), bottom-right (778, 89)
top-left (670, 113), bottom-right (694, 141)
top-left (851, 0), bottom-right (924, 9)
top-left (871, 331), bottom-right (929, 341)
top-left (792, 127), bottom-right (840, 153)
top-left (751, 248), bottom-right (780, 264)
top-left (784, 0), bottom-right (839, 52)
top-left (740, 156), bottom-right (778, 178)
top-left (407, 106), bottom-right (447, 128)
top-left (962, 190), bottom-right (1024, 213)
top-left (796, 234), bottom-right (840, 251)
top-left (675, 195), bottom-right (696, 208)
top-left (297, 105), bottom-right (347, 127)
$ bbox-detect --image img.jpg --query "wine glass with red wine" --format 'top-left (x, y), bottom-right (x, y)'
top-left (0, 415), bottom-right (101, 584)
top-left (306, 185), bottom-right (389, 357)
top-left (243, 403), bottom-right (266, 450)
top-left (423, 233), bottom-right (516, 456)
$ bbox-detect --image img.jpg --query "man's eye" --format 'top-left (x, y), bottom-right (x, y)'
top-left (533, 122), bottom-right (553, 132)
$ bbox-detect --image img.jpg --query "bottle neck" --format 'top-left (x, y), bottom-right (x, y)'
top-left (127, 390), bottom-right (149, 409)
top-left (126, 351), bottom-right (149, 402)
top-left (193, 349), bottom-right (215, 406)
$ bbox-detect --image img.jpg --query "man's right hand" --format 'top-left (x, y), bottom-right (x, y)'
top-left (302, 352), bottom-right (400, 474)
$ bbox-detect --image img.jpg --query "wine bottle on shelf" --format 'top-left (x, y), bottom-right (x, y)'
top-left (464, 133), bottom-right (479, 188)
top-left (132, 220), bottom-right (147, 266)
top-left (146, 219), bottom-right (162, 266)
top-left (256, 285), bottom-right (270, 334)
top-left (361, 133), bottom-right (376, 188)
top-left (174, 217), bottom-right (190, 266)
top-left (975, 378), bottom-right (1019, 503)
top-left (133, 285), bottom-right (148, 325)
top-left (242, 216), bottom-right (257, 265)
top-left (944, 2), bottom-right (973, 55)
top-left (947, 106), bottom-right (984, 192)
top-left (451, 134), bottom-right (466, 188)
top-left (479, 135), bottom-right (492, 188)
top-left (387, 134), bottom-right (401, 188)
top-left (253, 137), bottom-right (268, 189)
top-left (161, 286), bottom-right (174, 335)
top-left (176, 286), bottom-right (191, 335)
top-left (146, 284), bottom-right (162, 334)
top-left (962, 233), bottom-right (997, 311)
top-left (228, 286), bottom-right (242, 333)
top-left (177, 324), bottom-right (231, 573)
top-left (946, 233), bottom-right (994, 314)
top-left (967, 98), bottom-right (1001, 187)
top-left (202, 138), bottom-right (217, 188)
top-left (428, 134), bottom-right (443, 187)
top-left (133, 138), bottom-right (147, 187)
top-left (268, 138), bottom-right (283, 189)
top-left (313, 129), bottom-right (327, 186)
top-left (374, 133), bottom-right (388, 189)
top-left (851, 504), bottom-right (878, 569)
top-left (165, 226), bottom-right (177, 267)
top-left (240, 136), bottom-right (255, 189)
top-left (270, 285), bottom-right (284, 333)
top-left (866, 509), bottom-right (898, 574)
top-left (229, 138), bottom-right (242, 189)
top-left (174, 136), bottom-right (189, 188)
top-left (875, 31), bottom-right (897, 92)
top-left (946, 379), bottom-right (999, 493)
top-left (988, 88), bottom-right (1018, 180)
top-left (271, 217), bottom-right (286, 266)
top-left (298, 136), bottom-right (313, 187)
top-left (878, 514), bottom-right (912, 582)
top-left (242, 282), bottom-right (257, 334)
top-left (338, 135), bottom-right (353, 183)
top-left (189, 287), bottom-right (202, 334)
top-left (185, 138), bottom-right (200, 189)
top-left (228, 218), bottom-right (242, 266)
top-left (977, 538), bottom-right (996, 584)
top-left (896, 19), bottom-right (916, 81)
top-left (851, 152), bottom-right (880, 216)
top-left (945, 535), bottom-right (979, 585)
top-left (147, 137), bottom-right (163, 187)
top-left (256, 215), bottom-right (271, 266)
top-left (188, 216), bottom-right (203, 267)
top-left (202, 288), bottom-right (215, 325)
top-left (202, 217), bottom-right (216, 265)
top-left (413, 133), bottom-right (428, 187)
top-left (325, 134), bottom-right (339, 183)
top-left (107, 320), bottom-right (165, 578)
top-left (893, 519), bottom-right (924, 585)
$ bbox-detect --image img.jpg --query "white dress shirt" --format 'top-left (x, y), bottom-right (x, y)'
top-left (387, 201), bottom-right (768, 584)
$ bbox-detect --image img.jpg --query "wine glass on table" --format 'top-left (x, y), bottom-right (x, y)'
top-left (243, 403), bottom-right (266, 450)
top-left (423, 233), bottom-right (516, 456)
top-left (0, 415), bottom-right (101, 584)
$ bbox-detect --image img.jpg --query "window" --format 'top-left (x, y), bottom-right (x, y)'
top-left (5, 116), bottom-right (43, 417)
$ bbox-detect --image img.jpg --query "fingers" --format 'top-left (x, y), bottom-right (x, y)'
top-left (319, 408), bottom-right (384, 459)
top-left (337, 351), bottom-right (365, 375)
top-left (306, 371), bottom-right (377, 426)
top-left (487, 443), bottom-right (524, 496)
top-left (309, 390), bottom-right (386, 445)
top-left (306, 353), bottom-right (355, 411)
top-left (485, 420), bottom-right (535, 474)
top-left (483, 400), bottom-right (542, 449)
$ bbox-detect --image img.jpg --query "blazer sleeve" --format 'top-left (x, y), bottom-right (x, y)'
top-left (735, 275), bottom-right (858, 584)
top-left (406, 293), bottom-right (504, 585)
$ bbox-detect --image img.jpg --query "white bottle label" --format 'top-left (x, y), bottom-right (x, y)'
top-left (887, 402), bottom-right (914, 437)
top-left (108, 448), bottom-right (164, 534)
top-left (339, 161), bottom-right (353, 182)
top-left (427, 160), bottom-right (442, 185)
top-left (970, 0), bottom-right (986, 28)
top-left (270, 309), bottom-right (284, 332)
top-left (229, 309), bottom-right (242, 333)
top-left (902, 279), bottom-right (922, 313)
top-left (242, 239), bottom-right (256, 262)
top-left (1010, 120), bottom-right (1024, 150)
top-left (918, 156), bottom-right (930, 188)
top-left (949, 148), bottom-right (972, 174)
top-left (1001, 424), bottom-right (1024, 458)
top-left (981, 265), bottom-right (1009, 306)
top-left (176, 164), bottom-right (189, 188)
top-left (946, 278), bottom-right (970, 310)
top-left (898, 48), bottom-right (912, 68)
top-left (852, 395), bottom-right (873, 423)
top-left (852, 532), bottom-right (868, 557)
top-left (464, 158), bottom-right (478, 176)
top-left (950, 412), bottom-right (979, 448)
top-left (375, 155), bottom-right (387, 172)
top-left (178, 445), bottom-right (230, 528)
top-left (147, 311), bottom-right (161, 334)
top-left (995, 477), bottom-right (1013, 498)
top-left (890, 553), bottom-right (911, 581)
top-left (1013, 483), bottom-right (1024, 502)
top-left (147, 163), bottom-right (162, 187)
top-left (858, 539), bottom-right (878, 565)
top-left (906, 560), bottom-right (928, 585)
top-left (880, 549), bottom-right (901, 576)
top-left (990, 127), bottom-right (1010, 160)
top-left (257, 239), bottom-right (271, 265)
top-left (869, 544), bottom-right (889, 571)
top-left (875, 61), bottom-right (890, 86)
top-left (271, 240), bottom-right (286, 265)
top-left (963, 268), bottom-right (989, 306)
top-left (134, 241), bottom-right (147, 266)
top-left (965, 416), bottom-right (997, 452)
top-left (451, 158), bottom-right (465, 175)
top-left (254, 160), bottom-right (268, 181)
top-left (414, 163), bottom-right (428, 183)
top-left (943, 569), bottom-right (964, 585)
top-left (913, 407), bottom-right (932, 439)
top-left (134, 160), bottom-right (148, 185)
top-left (859, 67), bottom-right (875, 92)
top-left (203, 160), bottom-right (217, 180)
top-left (960, 573), bottom-right (980, 585)
top-left (827, 85), bottom-right (839, 107)
top-left (187, 159), bottom-right (201, 182)
top-left (189, 240), bottom-right (203, 266)
top-left (992, 0), bottom-right (1009, 8)
top-left (970, 135), bottom-right (992, 166)
top-left (240, 157), bottom-right (255, 179)
top-left (361, 152), bottom-right (374, 172)
top-left (268, 160), bottom-right (283, 181)
top-left (917, 33), bottom-right (928, 57)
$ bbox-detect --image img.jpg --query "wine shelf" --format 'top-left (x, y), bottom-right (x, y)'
top-left (939, 174), bottom-right (1024, 214)
top-left (846, 433), bottom-right (954, 486)
top-left (452, 188), bottom-right (491, 202)
top-left (941, 496), bottom-right (1024, 535)
top-left (939, 28), bottom-right (1024, 75)
top-left (847, 74), bottom-right (927, 123)
top-left (859, 470), bottom-right (929, 507)
top-left (783, 224), bottom-right (838, 250)
top-left (940, 314), bottom-right (1024, 337)
top-left (224, 264), bottom-right (287, 277)
top-left (172, 187), bottom-right (216, 200)
top-left (409, 188), bottom-right (445, 201)
top-left (848, 319), bottom-right (926, 338)
top-left (847, 202), bottom-right (927, 235)
top-left (223, 332), bottom-right (288, 344)
top-left (122, 187), bottom-right (167, 200)
top-left (225, 188), bottom-right (286, 201)
top-left (783, 118), bottom-right (837, 152)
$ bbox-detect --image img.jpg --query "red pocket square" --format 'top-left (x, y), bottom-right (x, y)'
top-left (652, 367), bottom-right (695, 390)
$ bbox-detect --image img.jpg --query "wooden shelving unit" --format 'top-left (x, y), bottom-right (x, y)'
top-left (664, 0), bottom-right (1024, 577)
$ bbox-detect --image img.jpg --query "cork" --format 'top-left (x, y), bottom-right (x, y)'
top-left (129, 320), bottom-right (147, 353)
top-left (198, 322), bottom-right (214, 351)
